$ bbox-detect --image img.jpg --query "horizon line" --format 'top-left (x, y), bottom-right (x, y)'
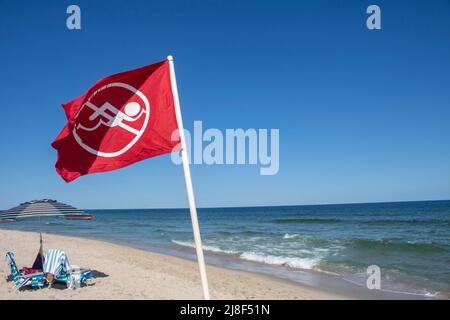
top-left (83, 198), bottom-right (450, 211)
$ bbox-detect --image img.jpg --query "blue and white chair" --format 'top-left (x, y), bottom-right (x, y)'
top-left (44, 249), bottom-right (92, 289)
top-left (5, 252), bottom-right (47, 290)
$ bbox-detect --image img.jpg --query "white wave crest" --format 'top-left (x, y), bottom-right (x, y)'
top-left (239, 252), bottom-right (319, 270)
top-left (171, 240), bottom-right (238, 255)
top-left (283, 233), bottom-right (300, 239)
top-left (173, 240), bottom-right (321, 270)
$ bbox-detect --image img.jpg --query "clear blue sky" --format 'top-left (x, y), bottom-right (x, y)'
top-left (1, 0), bottom-right (449, 209)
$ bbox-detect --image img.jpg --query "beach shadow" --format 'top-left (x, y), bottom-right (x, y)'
top-left (48, 270), bottom-right (109, 290)
top-left (90, 269), bottom-right (109, 278)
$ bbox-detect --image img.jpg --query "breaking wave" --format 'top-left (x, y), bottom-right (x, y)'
top-left (172, 239), bottom-right (322, 270)
top-left (171, 240), bottom-right (239, 255)
top-left (239, 252), bottom-right (319, 270)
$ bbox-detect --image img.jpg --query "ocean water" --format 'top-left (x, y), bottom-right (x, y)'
top-left (1, 200), bottom-right (449, 299)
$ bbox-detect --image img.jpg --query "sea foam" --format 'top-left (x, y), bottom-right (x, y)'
top-left (283, 233), bottom-right (299, 239)
top-left (171, 240), bottom-right (239, 255)
top-left (239, 252), bottom-right (319, 270)
top-left (172, 239), bottom-right (320, 270)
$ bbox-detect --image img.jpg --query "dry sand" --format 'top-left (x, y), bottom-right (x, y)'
top-left (0, 229), bottom-right (347, 300)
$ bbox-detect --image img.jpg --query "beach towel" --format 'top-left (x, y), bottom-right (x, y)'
top-left (21, 267), bottom-right (39, 275)
top-left (43, 249), bottom-right (70, 276)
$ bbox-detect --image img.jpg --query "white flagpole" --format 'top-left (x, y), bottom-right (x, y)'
top-left (167, 55), bottom-right (211, 300)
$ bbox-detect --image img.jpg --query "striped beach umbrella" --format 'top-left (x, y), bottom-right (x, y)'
top-left (0, 199), bottom-right (93, 221)
top-left (0, 199), bottom-right (92, 270)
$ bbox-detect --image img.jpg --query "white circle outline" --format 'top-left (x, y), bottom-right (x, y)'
top-left (72, 82), bottom-right (150, 158)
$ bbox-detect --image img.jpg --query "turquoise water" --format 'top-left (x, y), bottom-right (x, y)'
top-left (1, 200), bottom-right (449, 298)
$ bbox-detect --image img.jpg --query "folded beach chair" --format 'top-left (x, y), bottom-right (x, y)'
top-left (5, 252), bottom-right (47, 290)
top-left (43, 249), bottom-right (92, 289)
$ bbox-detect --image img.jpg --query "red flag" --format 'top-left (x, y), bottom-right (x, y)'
top-left (52, 60), bottom-right (181, 182)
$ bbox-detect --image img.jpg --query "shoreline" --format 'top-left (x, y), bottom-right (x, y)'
top-left (0, 229), bottom-right (349, 300)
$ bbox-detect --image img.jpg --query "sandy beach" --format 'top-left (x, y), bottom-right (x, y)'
top-left (0, 229), bottom-right (347, 300)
